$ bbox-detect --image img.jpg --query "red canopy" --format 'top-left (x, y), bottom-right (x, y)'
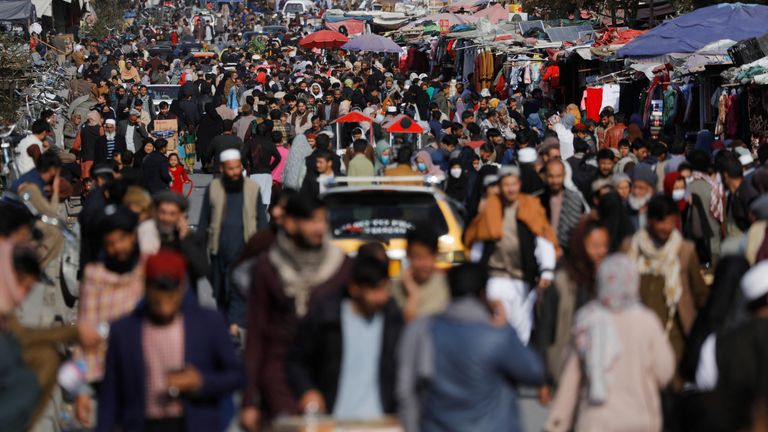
top-left (299, 30), bottom-right (349, 49)
top-left (334, 111), bottom-right (373, 123)
top-left (385, 115), bottom-right (424, 134)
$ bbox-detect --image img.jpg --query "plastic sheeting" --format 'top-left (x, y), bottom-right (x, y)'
top-left (0, 0), bottom-right (35, 20)
top-left (30, 0), bottom-right (49, 17)
top-left (618, 3), bottom-right (768, 58)
top-left (326, 19), bottom-right (366, 36)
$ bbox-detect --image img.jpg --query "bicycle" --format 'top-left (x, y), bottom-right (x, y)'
top-left (0, 124), bottom-right (19, 189)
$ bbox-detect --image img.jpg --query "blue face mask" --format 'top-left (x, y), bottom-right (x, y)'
top-left (381, 156), bottom-right (390, 165)
top-left (417, 162), bottom-right (427, 172)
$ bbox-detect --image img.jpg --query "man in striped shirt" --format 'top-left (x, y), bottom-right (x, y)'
top-left (95, 119), bottom-right (126, 163)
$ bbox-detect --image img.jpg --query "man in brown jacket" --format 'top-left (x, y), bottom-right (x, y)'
top-left (463, 166), bottom-right (558, 345)
top-left (629, 195), bottom-right (708, 390)
top-left (384, 146), bottom-right (420, 186)
top-left (239, 192), bottom-right (352, 431)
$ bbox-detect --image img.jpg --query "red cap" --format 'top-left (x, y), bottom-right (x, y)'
top-left (145, 249), bottom-right (187, 283)
top-left (574, 123), bottom-right (587, 132)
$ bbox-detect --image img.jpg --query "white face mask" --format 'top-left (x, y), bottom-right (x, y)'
top-left (450, 167), bottom-right (462, 178)
top-left (672, 189), bottom-right (686, 201)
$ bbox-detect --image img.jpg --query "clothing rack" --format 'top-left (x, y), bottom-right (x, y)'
top-left (588, 69), bottom-right (633, 86)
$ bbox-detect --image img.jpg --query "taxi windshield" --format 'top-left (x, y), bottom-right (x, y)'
top-left (325, 191), bottom-right (449, 239)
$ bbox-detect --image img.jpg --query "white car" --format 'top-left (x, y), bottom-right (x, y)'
top-left (146, 84), bottom-right (181, 112)
top-left (282, 0), bottom-right (316, 18)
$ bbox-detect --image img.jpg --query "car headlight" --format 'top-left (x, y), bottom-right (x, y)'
top-left (438, 234), bottom-right (455, 245)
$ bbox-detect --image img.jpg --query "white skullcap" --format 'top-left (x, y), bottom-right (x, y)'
top-left (105, 119), bottom-right (116, 125)
top-left (498, 166), bottom-right (520, 179)
top-left (219, 149), bottom-right (241, 163)
top-left (742, 261), bottom-right (768, 301)
top-left (517, 147), bottom-right (537, 164)
top-left (482, 174), bottom-right (500, 187)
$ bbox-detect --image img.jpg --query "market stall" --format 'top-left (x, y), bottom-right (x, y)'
top-left (333, 111), bottom-right (375, 153)
top-left (385, 114), bottom-right (424, 149)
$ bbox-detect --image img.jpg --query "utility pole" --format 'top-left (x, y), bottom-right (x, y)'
top-left (649, 0), bottom-right (655, 27)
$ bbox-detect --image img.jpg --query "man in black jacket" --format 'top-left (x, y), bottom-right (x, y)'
top-left (141, 138), bottom-right (172, 194)
top-left (117, 110), bottom-right (149, 153)
top-left (94, 119), bottom-right (127, 163)
top-left (305, 133), bottom-right (342, 177)
top-left (139, 191), bottom-right (209, 296)
top-left (287, 254), bottom-right (403, 420)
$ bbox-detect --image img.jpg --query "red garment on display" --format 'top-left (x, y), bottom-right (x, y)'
top-left (542, 65), bottom-right (560, 89)
top-left (585, 87), bottom-right (603, 122)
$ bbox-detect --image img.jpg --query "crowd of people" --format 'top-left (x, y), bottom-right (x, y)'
top-left (5, 0), bottom-right (768, 431)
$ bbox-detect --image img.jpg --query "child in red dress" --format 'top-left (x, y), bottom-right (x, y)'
top-left (168, 153), bottom-right (191, 195)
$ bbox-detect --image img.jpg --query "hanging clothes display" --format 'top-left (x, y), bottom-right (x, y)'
top-left (528, 55), bottom-right (542, 94)
top-left (715, 90), bottom-right (729, 137)
top-left (585, 87), bottom-right (604, 121)
top-left (748, 86), bottom-right (768, 138)
top-left (462, 44), bottom-right (477, 84)
top-left (725, 90), bottom-right (740, 138)
top-left (662, 87), bottom-right (677, 127)
top-left (541, 64), bottom-right (560, 95)
top-left (600, 84), bottom-right (621, 113)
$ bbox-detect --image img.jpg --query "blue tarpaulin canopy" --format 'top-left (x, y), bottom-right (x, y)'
top-left (618, 3), bottom-right (768, 58)
top-left (0, 0), bottom-right (35, 21)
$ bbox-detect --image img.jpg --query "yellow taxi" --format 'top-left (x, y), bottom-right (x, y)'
top-left (322, 177), bottom-right (466, 277)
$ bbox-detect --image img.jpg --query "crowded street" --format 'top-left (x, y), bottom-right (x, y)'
top-left (4, 0), bottom-right (768, 431)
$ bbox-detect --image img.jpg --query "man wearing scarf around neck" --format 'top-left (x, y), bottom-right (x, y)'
top-left (240, 192), bottom-right (351, 432)
top-left (629, 195), bottom-right (708, 391)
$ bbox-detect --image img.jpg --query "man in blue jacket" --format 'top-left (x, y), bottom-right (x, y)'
top-left (97, 250), bottom-right (243, 432)
top-left (397, 263), bottom-right (545, 432)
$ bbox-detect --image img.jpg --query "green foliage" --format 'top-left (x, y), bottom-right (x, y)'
top-left (80, 0), bottom-right (125, 39)
top-left (0, 34), bottom-right (31, 124)
top-left (248, 37), bottom-right (267, 55)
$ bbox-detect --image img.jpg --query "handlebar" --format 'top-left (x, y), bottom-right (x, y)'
top-left (19, 191), bottom-right (78, 245)
top-left (0, 124), bottom-right (16, 139)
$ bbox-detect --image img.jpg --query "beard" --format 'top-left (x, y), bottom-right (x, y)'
top-left (628, 193), bottom-right (652, 211)
top-left (290, 230), bottom-right (322, 251)
top-left (222, 173), bottom-right (244, 192)
top-left (103, 244), bottom-right (140, 274)
top-left (157, 222), bottom-right (179, 246)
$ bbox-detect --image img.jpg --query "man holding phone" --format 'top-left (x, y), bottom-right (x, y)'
top-left (97, 250), bottom-right (242, 432)
top-left (138, 192), bottom-right (208, 296)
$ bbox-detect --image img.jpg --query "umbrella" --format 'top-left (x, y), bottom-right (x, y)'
top-left (342, 34), bottom-right (402, 54)
top-left (299, 30), bottom-right (349, 49)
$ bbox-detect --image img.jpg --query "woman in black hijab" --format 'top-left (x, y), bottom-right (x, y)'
top-left (444, 158), bottom-right (469, 205)
top-left (196, 101), bottom-right (223, 172)
top-left (596, 191), bottom-right (635, 252)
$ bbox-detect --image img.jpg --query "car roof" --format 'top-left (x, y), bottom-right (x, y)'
top-left (322, 185), bottom-right (446, 197)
